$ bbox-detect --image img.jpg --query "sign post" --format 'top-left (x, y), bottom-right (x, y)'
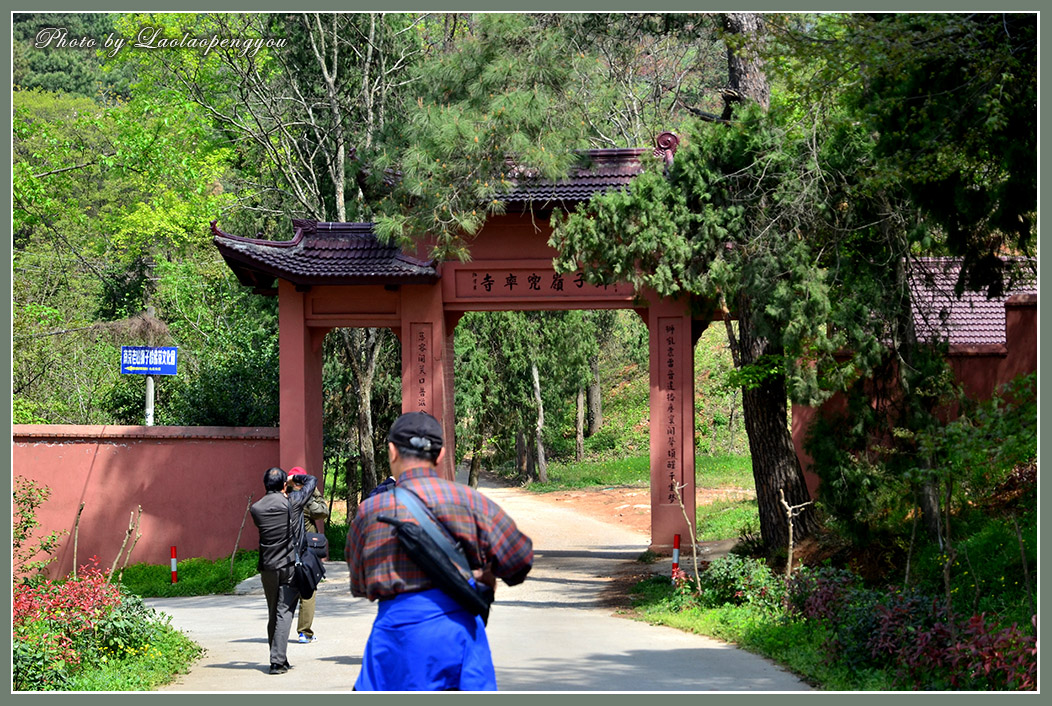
top-left (120, 342), bottom-right (178, 425)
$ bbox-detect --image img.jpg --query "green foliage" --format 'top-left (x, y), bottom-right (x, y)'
top-left (554, 101), bottom-right (895, 407)
top-left (117, 550), bottom-right (260, 598)
top-left (375, 14), bottom-right (597, 259)
top-left (455, 310), bottom-right (599, 477)
top-left (325, 521), bottom-right (349, 563)
top-left (636, 551), bottom-right (1035, 690)
top-left (693, 325), bottom-right (747, 454)
top-left (695, 554), bottom-right (784, 610)
top-left (785, 564), bottom-right (1036, 690)
top-left (856, 14), bottom-right (1036, 295)
top-left (66, 623), bottom-right (202, 691)
top-left (92, 592), bottom-right (162, 658)
top-left (13, 13), bottom-right (138, 98)
top-left (765, 12), bottom-right (1036, 297)
top-left (923, 373), bottom-right (1037, 497)
top-left (807, 370), bottom-right (1036, 545)
top-left (13, 83), bottom-right (237, 425)
top-left (911, 501), bottom-right (1036, 627)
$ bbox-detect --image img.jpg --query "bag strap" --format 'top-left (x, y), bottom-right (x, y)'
top-left (394, 486), bottom-right (472, 578)
top-left (287, 499), bottom-right (303, 565)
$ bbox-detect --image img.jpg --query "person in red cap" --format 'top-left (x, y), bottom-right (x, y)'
top-left (347, 411), bottom-right (533, 691)
top-left (286, 466), bottom-right (328, 644)
top-left (249, 466), bottom-right (316, 674)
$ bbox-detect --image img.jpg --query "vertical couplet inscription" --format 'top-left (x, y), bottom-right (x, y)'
top-left (411, 323), bottom-right (431, 412)
top-left (660, 318), bottom-right (680, 504)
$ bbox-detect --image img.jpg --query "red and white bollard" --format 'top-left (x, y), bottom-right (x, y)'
top-left (171, 546), bottom-right (178, 584)
top-left (672, 534), bottom-right (681, 574)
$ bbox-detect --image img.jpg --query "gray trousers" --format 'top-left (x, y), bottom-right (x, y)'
top-left (260, 566), bottom-right (299, 667)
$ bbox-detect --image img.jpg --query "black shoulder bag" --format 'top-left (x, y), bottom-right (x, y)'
top-left (378, 486), bottom-right (495, 625)
top-left (289, 500), bottom-right (325, 599)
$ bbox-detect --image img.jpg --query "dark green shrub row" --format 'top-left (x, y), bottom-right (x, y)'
top-left (785, 566), bottom-right (1036, 690)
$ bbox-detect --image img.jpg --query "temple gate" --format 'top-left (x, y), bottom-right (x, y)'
top-left (214, 136), bottom-right (711, 549)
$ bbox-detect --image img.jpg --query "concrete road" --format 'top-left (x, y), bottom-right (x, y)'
top-left (147, 476), bottom-right (810, 693)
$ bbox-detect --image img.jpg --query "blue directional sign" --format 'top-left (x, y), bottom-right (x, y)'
top-left (121, 346), bottom-right (178, 376)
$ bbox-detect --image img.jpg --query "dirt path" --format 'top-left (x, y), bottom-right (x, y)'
top-left (531, 482), bottom-right (755, 538)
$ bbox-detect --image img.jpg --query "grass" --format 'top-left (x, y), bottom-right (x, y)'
top-left (527, 454), bottom-right (651, 491)
top-left (695, 497), bottom-right (758, 542)
top-left (119, 549), bottom-right (260, 598)
top-left (65, 623), bottom-right (203, 691)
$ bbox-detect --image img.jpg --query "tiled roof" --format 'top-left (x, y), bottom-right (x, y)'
top-left (502, 133), bottom-right (680, 208)
top-left (909, 257), bottom-right (1036, 347)
top-left (212, 135), bottom-right (679, 290)
top-left (212, 219), bottom-right (437, 292)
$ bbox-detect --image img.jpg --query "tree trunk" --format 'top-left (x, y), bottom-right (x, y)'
top-left (468, 446), bottom-right (482, 489)
top-left (515, 429), bottom-right (528, 481)
top-left (920, 478), bottom-right (943, 544)
top-left (305, 14), bottom-right (347, 221)
top-left (576, 386), bottom-right (586, 462)
top-left (733, 295), bottom-right (819, 552)
top-left (717, 13), bottom-right (815, 553)
top-left (343, 328), bottom-right (381, 496)
top-left (357, 393), bottom-right (377, 496)
top-left (587, 357), bottom-right (603, 435)
top-left (531, 362), bottom-right (548, 483)
top-left (721, 13), bottom-right (770, 112)
top-left (344, 455), bottom-right (359, 522)
top-left (727, 392), bottom-right (739, 454)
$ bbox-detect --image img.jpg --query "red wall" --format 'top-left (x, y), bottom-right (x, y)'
top-left (12, 425), bottom-right (280, 578)
top-left (793, 295), bottom-right (1037, 497)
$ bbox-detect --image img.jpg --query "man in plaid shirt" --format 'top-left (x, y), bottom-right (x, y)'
top-left (347, 412), bottom-right (533, 691)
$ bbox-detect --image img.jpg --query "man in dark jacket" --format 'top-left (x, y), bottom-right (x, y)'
top-left (250, 466), bottom-right (317, 674)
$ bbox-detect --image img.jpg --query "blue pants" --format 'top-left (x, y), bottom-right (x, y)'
top-left (355, 588), bottom-right (497, 691)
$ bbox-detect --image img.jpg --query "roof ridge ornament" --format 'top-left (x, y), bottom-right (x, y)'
top-left (292, 218), bottom-right (318, 234)
top-left (654, 132), bottom-right (679, 167)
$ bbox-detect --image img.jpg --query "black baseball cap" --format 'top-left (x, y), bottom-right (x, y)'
top-left (387, 411), bottom-right (444, 453)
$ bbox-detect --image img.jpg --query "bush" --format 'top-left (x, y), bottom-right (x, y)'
top-left (785, 565), bottom-right (861, 622)
top-left (697, 555), bottom-right (783, 610)
top-left (893, 612), bottom-right (1037, 690)
top-left (864, 589), bottom-right (950, 669)
top-left (13, 557), bottom-right (203, 691)
top-left (13, 560), bottom-right (123, 690)
top-left (325, 520), bottom-right (349, 562)
top-left (784, 564), bottom-right (1037, 690)
top-left (93, 592), bottom-right (162, 658)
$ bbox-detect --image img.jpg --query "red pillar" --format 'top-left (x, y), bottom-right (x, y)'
top-left (399, 282), bottom-right (456, 481)
top-left (278, 280), bottom-right (327, 478)
top-left (647, 296), bottom-right (696, 550)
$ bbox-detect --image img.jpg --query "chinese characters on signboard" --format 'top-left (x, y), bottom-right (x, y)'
top-left (120, 346), bottom-right (178, 376)
top-left (411, 323), bottom-right (430, 412)
top-left (662, 320), bottom-right (679, 504)
top-left (458, 269), bottom-right (631, 300)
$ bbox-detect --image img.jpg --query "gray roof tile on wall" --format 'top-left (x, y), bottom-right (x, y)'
top-left (909, 257), bottom-right (1036, 346)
